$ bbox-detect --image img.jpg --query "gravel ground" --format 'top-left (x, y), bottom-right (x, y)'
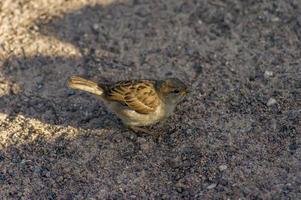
top-left (0, 0), bottom-right (300, 199)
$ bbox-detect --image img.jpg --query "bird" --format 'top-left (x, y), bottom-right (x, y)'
top-left (67, 76), bottom-right (188, 134)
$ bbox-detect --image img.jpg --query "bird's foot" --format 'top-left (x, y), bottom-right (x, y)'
top-left (127, 126), bottom-right (161, 141)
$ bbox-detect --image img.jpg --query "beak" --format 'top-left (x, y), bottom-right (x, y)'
top-left (181, 88), bottom-right (190, 96)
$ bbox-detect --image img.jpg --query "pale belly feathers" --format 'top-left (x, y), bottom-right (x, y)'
top-left (106, 100), bottom-right (169, 127)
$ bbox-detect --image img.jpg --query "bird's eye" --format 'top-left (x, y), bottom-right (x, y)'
top-left (172, 90), bottom-right (180, 94)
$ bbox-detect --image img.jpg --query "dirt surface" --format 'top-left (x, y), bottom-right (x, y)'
top-left (0, 0), bottom-right (300, 199)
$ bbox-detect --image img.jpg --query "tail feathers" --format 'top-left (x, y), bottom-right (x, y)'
top-left (67, 76), bottom-right (103, 96)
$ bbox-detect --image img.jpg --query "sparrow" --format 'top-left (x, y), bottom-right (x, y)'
top-left (67, 76), bottom-right (188, 133)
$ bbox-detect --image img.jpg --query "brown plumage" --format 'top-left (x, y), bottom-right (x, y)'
top-left (105, 80), bottom-right (160, 114)
top-left (67, 76), bottom-right (188, 133)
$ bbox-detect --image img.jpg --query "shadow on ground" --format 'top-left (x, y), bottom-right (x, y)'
top-left (0, 2), bottom-right (200, 130)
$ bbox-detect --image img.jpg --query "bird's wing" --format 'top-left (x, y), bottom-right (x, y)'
top-left (105, 80), bottom-right (160, 114)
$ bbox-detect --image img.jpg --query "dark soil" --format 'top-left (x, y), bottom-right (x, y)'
top-left (0, 0), bottom-right (300, 199)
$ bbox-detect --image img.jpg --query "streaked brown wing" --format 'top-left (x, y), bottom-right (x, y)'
top-left (105, 80), bottom-right (160, 114)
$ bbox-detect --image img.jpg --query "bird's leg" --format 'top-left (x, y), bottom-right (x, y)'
top-left (128, 125), bottom-right (151, 135)
top-left (127, 126), bottom-right (161, 141)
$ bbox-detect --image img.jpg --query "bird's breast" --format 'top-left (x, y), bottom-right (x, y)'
top-left (109, 101), bottom-right (167, 127)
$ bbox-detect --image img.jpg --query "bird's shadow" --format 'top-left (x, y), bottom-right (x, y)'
top-left (0, 2), bottom-right (188, 130)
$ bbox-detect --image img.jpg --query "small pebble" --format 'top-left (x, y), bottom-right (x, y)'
top-left (207, 183), bottom-right (217, 189)
top-left (37, 83), bottom-right (43, 89)
top-left (92, 23), bottom-right (100, 32)
top-left (138, 138), bottom-right (151, 151)
top-left (32, 25), bottom-right (39, 31)
top-left (175, 182), bottom-right (186, 193)
top-left (219, 165), bottom-right (228, 171)
top-left (271, 17), bottom-right (280, 22)
top-left (264, 70), bottom-right (274, 79)
top-left (0, 113), bottom-right (7, 121)
top-left (267, 98), bottom-right (277, 106)
top-left (0, 172), bottom-right (6, 181)
top-left (289, 143), bottom-right (298, 151)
